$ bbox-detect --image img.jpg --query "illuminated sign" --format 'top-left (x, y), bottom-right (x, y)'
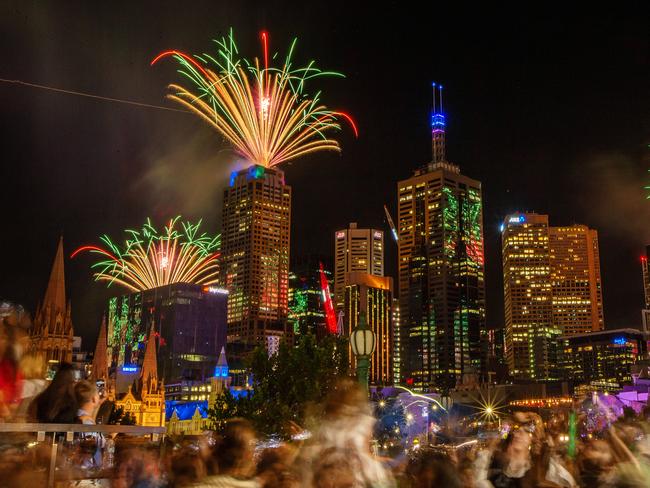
top-left (336, 231), bottom-right (345, 239)
top-left (613, 337), bottom-right (627, 345)
top-left (203, 286), bottom-right (229, 295)
top-left (508, 215), bottom-right (526, 224)
top-left (373, 231), bottom-right (382, 239)
top-left (121, 365), bottom-right (138, 373)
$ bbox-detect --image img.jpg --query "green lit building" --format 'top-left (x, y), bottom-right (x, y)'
top-left (397, 89), bottom-right (486, 391)
top-left (107, 283), bottom-right (228, 382)
top-left (288, 255), bottom-right (332, 337)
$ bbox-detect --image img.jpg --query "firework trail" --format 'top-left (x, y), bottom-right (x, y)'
top-left (72, 217), bottom-right (220, 292)
top-left (151, 29), bottom-right (357, 168)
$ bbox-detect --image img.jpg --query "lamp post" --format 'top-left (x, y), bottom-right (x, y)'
top-left (350, 311), bottom-right (376, 393)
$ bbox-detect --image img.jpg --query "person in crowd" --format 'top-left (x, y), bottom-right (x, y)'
top-left (32, 361), bottom-right (77, 423)
top-left (298, 378), bottom-right (395, 488)
top-left (75, 379), bottom-right (101, 424)
top-left (402, 448), bottom-right (462, 488)
top-left (0, 320), bottom-right (21, 419)
top-left (191, 418), bottom-right (260, 488)
top-left (170, 447), bottom-right (207, 487)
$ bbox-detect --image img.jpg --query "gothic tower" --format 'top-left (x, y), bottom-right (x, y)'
top-left (30, 237), bottom-right (74, 365)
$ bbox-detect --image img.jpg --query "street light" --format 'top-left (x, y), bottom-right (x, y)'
top-left (350, 311), bottom-right (376, 393)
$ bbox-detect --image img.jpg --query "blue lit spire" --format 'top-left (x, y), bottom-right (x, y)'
top-left (213, 346), bottom-right (229, 378)
top-left (431, 82), bottom-right (446, 163)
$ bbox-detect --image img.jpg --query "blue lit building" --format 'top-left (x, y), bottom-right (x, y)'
top-left (560, 328), bottom-right (648, 387)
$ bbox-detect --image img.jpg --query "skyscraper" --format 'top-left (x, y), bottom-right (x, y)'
top-left (30, 237), bottom-right (74, 367)
top-left (502, 213), bottom-right (558, 380)
top-left (392, 298), bottom-right (401, 382)
top-left (107, 283), bottom-right (228, 382)
top-left (334, 223), bottom-right (384, 310)
top-left (344, 272), bottom-right (393, 386)
top-left (502, 214), bottom-right (606, 380)
top-left (221, 165), bottom-right (292, 353)
top-left (549, 225), bottom-right (604, 334)
top-left (397, 86), bottom-right (486, 391)
top-left (288, 255), bottom-right (332, 337)
top-left (641, 246), bottom-right (650, 330)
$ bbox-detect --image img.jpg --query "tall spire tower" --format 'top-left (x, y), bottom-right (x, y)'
top-left (397, 86), bottom-right (486, 392)
top-left (31, 237), bottom-right (74, 366)
top-left (431, 82), bottom-right (446, 164)
top-left (92, 317), bottom-right (109, 381)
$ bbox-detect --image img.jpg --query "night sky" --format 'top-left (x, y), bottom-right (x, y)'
top-left (1, 2), bottom-right (648, 349)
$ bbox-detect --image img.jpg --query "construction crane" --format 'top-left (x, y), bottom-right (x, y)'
top-left (383, 204), bottom-right (398, 243)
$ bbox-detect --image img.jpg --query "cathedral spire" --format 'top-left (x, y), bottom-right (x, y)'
top-left (43, 236), bottom-right (66, 313)
top-left (92, 316), bottom-right (108, 381)
top-left (141, 325), bottom-right (158, 387)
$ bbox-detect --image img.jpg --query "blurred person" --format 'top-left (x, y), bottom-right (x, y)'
top-left (256, 445), bottom-right (299, 488)
top-left (18, 352), bottom-right (46, 399)
top-left (170, 447), bottom-right (207, 487)
top-left (32, 362), bottom-right (77, 423)
top-left (577, 439), bottom-right (616, 486)
top-left (113, 447), bottom-right (164, 488)
top-left (191, 417), bottom-right (260, 487)
top-left (403, 448), bottom-right (462, 488)
top-left (0, 320), bottom-right (22, 419)
top-left (73, 380), bottom-right (105, 471)
top-left (298, 379), bottom-right (395, 488)
top-left (312, 447), bottom-right (359, 488)
top-left (75, 379), bottom-right (101, 424)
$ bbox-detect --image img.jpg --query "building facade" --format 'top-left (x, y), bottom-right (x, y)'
top-left (114, 327), bottom-right (165, 427)
top-left (392, 298), bottom-right (401, 383)
top-left (502, 213), bottom-right (559, 380)
top-left (107, 283), bottom-right (228, 382)
top-left (503, 214), bottom-right (606, 381)
top-left (30, 237), bottom-right (74, 369)
top-left (560, 329), bottom-right (647, 387)
top-left (334, 223), bottom-right (384, 310)
top-left (344, 272), bottom-right (393, 386)
top-left (288, 255), bottom-right (332, 337)
top-left (549, 225), bottom-right (604, 334)
top-left (397, 90), bottom-right (486, 391)
top-left (221, 165), bottom-right (292, 353)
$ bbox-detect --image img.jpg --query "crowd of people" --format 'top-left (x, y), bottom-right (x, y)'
top-left (4, 313), bottom-right (650, 486)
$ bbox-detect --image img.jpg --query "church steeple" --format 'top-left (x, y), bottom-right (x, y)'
top-left (141, 325), bottom-right (158, 389)
top-left (43, 236), bottom-right (67, 314)
top-left (92, 316), bottom-right (108, 381)
top-left (31, 237), bottom-right (74, 365)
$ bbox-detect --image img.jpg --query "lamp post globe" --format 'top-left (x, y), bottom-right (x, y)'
top-left (350, 311), bottom-right (376, 393)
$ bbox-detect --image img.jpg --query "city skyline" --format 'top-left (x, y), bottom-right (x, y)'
top-left (1, 4), bottom-right (648, 350)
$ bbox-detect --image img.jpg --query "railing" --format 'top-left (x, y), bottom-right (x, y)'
top-left (0, 423), bottom-right (166, 488)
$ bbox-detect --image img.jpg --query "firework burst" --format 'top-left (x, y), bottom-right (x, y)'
top-left (72, 217), bottom-right (220, 292)
top-left (151, 29), bottom-right (357, 168)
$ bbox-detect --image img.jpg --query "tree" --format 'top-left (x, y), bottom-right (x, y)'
top-left (208, 333), bottom-right (349, 437)
top-left (108, 405), bottom-right (136, 425)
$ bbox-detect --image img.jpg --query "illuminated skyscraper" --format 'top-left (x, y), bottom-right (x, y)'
top-left (221, 165), bottom-right (292, 353)
top-left (502, 213), bottom-right (559, 380)
top-left (288, 255), bottom-right (332, 337)
top-left (397, 85), bottom-right (486, 391)
top-left (344, 272), bottom-right (393, 386)
top-left (641, 246), bottom-right (650, 330)
top-left (549, 225), bottom-right (604, 334)
top-left (392, 298), bottom-right (401, 382)
top-left (334, 223), bottom-right (384, 310)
